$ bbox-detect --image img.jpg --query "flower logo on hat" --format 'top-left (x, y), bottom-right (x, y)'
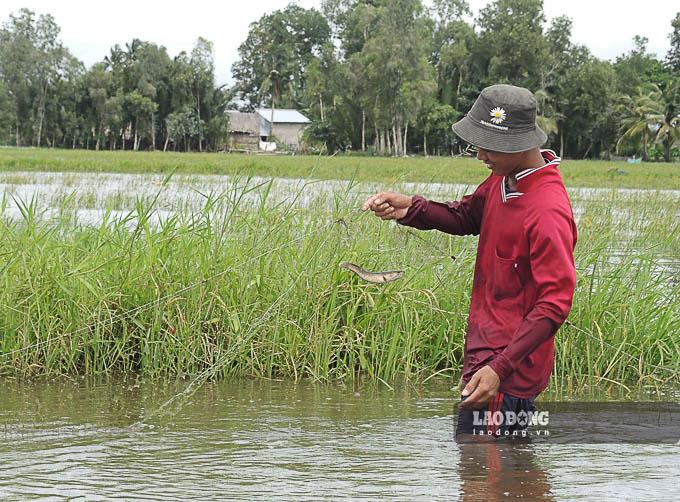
top-left (489, 107), bottom-right (507, 125)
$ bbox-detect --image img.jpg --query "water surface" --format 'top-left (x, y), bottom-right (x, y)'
top-left (1, 378), bottom-right (678, 500)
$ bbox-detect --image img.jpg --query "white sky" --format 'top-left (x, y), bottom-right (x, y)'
top-left (1, 0), bottom-right (677, 85)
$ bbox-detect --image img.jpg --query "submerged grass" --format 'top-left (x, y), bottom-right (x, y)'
top-left (0, 175), bottom-right (677, 389)
top-left (1, 147), bottom-right (679, 189)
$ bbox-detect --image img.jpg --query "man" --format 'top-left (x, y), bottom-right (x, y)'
top-left (362, 84), bottom-right (577, 438)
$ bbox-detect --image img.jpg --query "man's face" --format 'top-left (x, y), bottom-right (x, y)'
top-left (476, 147), bottom-right (524, 177)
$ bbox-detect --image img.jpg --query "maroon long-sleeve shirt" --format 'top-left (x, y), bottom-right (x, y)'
top-left (398, 150), bottom-right (577, 398)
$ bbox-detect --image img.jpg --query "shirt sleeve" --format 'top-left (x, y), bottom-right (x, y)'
top-left (488, 203), bottom-right (577, 380)
top-left (396, 177), bottom-right (491, 236)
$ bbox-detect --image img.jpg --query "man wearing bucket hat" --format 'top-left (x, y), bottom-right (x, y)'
top-left (362, 84), bottom-right (577, 438)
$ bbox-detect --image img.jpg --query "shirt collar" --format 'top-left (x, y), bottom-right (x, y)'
top-left (500, 149), bottom-right (561, 203)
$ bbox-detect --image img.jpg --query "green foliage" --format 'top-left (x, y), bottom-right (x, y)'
top-left (616, 85), bottom-right (664, 161)
top-left (0, 8), bottom-right (71, 147)
top-left (560, 59), bottom-right (618, 158)
top-left (0, 11), bottom-right (228, 152)
top-left (0, 173), bottom-right (676, 384)
top-left (165, 107), bottom-right (201, 151)
top-left (655, 79), bottom-right (680, 162)
top-left (231, 5), bottom-right (331, 109)
top-left (0, 148), bottom-right (678, 190)
top-left (667, 12), bottom-right (680, 72)
top-left (420, 103), bottom-right (460, 155)
top-left (475, 0), bottom-right (549, 89)
top-left (304, 120), bottom-right (347, 154)
top-left (0, 4), bottom-right (678, 160)
top-left (614, 36), bottom-right (669, 96)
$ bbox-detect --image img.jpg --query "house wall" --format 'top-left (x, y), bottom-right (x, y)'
top-left (271, 123), bottom-right (309, 149)
top-left (228, 132), bottom-right (259, 151)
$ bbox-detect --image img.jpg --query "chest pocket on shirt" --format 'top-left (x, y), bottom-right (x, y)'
top-left (492, 248), bottom-right (523, 300)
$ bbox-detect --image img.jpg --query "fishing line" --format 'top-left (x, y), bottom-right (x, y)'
top-left (337, 205), bottom-right (678, 379)
top-left (336, 208), bottom-right (455, 265)
top-left (0, 151), bottom-right (333, 361)
top-left (400, 227), bottom-right (457, 261)
top-left (0, 232), bottom-right (309, 360)
top-left (131, 217), bottom-right (340, 427)
top-left (127, 150), bottom-right (341, 425)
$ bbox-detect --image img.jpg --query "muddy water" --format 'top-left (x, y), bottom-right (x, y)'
top-left (0, 170), bottom-right (678, 226)
top-left (1, 377), bottom-right (678, 500)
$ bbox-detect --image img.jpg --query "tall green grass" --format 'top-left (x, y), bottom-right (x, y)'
top-left (0, 177), bottom-right (677, 387)
top-left (1, 147), bottom-right (679, 189)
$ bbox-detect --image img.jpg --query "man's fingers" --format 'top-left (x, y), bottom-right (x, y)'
top-left (373, 193), bottom-right (399, 208)
top-left (362, 192), bottom-right (411, 214)
top-left (362, 192), bottom-right (387, 211)
top-left (361, 193), bottom-right (382, 211)
top-left (459, 387), bottom-right (483, 409)
top-left (374, 205), bottom-right (394, 216)
top-left (460, 386), bottom-right (494, 409)
top-left (377, 208), bottom-right (402, 220)
top-left (462, 373), bottom-right (480, 397)
top-left (363, 192), bottom-right (410, 218)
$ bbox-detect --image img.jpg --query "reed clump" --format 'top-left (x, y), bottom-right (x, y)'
top-left (0, 177), bottom-right (677, 386)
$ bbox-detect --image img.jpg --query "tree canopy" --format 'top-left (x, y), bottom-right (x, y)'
top-left (0, 3), bottom-right (678, 160)
top-left (0, 8), bottom-right (231, 151)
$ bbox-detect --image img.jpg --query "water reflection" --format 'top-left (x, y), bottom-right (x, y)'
top-left (458, 441), bottom-right (553, 501)
top-left (1, 377), bottom-right (679, 500)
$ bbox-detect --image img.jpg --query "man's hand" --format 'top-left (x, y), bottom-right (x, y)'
top-left (459, 365), bottom-right (501, 409)
top-left (361, 191), bottom-right (412, 220)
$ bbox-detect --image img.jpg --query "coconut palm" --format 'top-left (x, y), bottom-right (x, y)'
top-left (616, 85), bottom-right (664, 161)
top-left (260, 68), bottom-right (281, 126)
top-left (654, 80), bottom-right (680, 162)
top-left (257, 63), bottom-right (295, 137)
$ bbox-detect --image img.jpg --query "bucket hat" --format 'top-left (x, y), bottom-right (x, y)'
top-left (452, 84), bottom-right (547, 153)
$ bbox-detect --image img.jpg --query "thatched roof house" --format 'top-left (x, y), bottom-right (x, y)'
top-left (227, 111), bottom-right (260, 151)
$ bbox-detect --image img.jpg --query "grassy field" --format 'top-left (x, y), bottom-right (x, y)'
top-left (1, 147), bottom-right (679, 189)
top-left (0, 170), bottom-right (677, 388)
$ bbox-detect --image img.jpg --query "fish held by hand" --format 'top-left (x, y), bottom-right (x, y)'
top-left (339, 262), bottom-right (405, 284)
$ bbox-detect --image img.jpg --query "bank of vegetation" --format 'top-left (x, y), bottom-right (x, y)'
top-left (0, 180), bottom-right (677, 387)
top-left (0, 2), bottom-right (679, 160)
top-left (0, 148), bottom-right (679, 190)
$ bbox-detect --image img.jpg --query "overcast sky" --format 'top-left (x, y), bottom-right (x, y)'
top-left (1, 0), bottom-right (677, 85)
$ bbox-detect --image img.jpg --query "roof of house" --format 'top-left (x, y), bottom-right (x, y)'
top-left (227, 111), bottom-right (260, 133)
top-left (257, 109), bottom-right (311, 124)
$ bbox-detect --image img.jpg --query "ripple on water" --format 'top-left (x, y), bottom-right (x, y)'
top-left (1, 378), bottom-right (679, 500)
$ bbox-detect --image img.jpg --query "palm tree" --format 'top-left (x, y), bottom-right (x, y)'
top-left (256, 68), bottom-right (281, 141)
top-left (257, 63), bottom-right (294, 141)
top-left (655, 80), bottom-right (680, 162)
top-left (616, 86), bottom-right (664, 161)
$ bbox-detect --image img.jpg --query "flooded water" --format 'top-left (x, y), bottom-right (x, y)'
top-left (0, 171), bottom-right (677, 499)
top-left (1, 377), bottom-right (679, 500)
top-left (2, 170), bottom-right (677, 275)
top-left (1, 170), bottom-right (679, 226)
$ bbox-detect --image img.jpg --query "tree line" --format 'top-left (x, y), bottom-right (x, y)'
top-left (0, 9), bottom-right (230, 152)
top-left (1, 1), bottom-right (679, 160)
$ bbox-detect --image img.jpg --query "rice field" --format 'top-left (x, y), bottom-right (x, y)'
top-left (1, 147), bottom-right (679, 189)
top-left (0, 155), bottom-right (678, 390)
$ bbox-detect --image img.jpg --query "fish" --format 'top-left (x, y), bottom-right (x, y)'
top-left (339, 262), bottom-right (405, 284)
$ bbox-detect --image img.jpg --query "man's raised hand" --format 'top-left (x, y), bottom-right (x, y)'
top-left (361, 191), bottom-right (413, 220)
